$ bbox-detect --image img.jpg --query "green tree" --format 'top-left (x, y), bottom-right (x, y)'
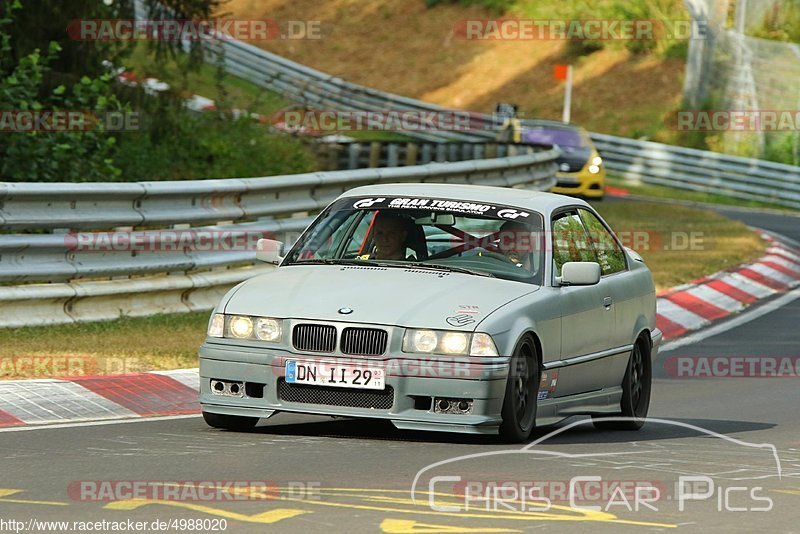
top-left (0, 0), bottom-right (126, 182)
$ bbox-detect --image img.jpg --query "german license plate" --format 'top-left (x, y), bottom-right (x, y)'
top-left (285, 360), bottom-right (385, 390)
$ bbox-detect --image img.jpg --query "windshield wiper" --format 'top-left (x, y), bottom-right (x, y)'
top-left (402, 261), bottom-right (494, 278)
top-left (286, 258), bottom-right (391, 267)
top-left (287, 258), bottom-right (493, 277)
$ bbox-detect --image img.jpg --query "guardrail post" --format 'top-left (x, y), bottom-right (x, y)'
top-left (405, 143), bottom-right (418, 166)
top-left (387, 143), bottom-right (399, 168)
top-left (348, 143), bottom-right (361, 170)
top-left (368, 142), bottom-right (381, 168)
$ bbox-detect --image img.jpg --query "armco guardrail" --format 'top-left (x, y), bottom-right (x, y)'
top-left (590, 133), bottom-right (800, 210)
top-left (314, 140), bottom-right (541, 171)
top-left (0, 146), bottom-right (557, 327)
top-left (190, 10), bottom-right (800, 208)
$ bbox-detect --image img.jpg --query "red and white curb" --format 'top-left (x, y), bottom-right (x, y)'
top-left (656, 236), bottom-right (800, 339)
top-left (2, 237), bottom-right (798, 429)
top-left (0, 369), bottom-right (198, 429)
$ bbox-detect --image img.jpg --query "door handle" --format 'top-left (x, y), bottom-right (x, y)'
top-left (603, 296), bottom-right (613, 309)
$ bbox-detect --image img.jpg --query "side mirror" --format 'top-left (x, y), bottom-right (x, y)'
top-left (559, 262), bottom-right (601, 286)
top-left (256, 239), bottom-right (284, 265)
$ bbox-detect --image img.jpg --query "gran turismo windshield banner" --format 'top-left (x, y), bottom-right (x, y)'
top-left (348, 196), bottom-right (539, 222)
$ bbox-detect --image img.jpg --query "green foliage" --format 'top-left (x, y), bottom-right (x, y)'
top-left (113, 112), bottom-right (316, 181)
top-left (515, 0), bottom-right (689, 58)
top-left (0, 0), bottom-right (124, 182)
top-left (425, 0), bottom-right (516, 13)
top-left (5, 0), bottom-right (134, 85)
top-left (749, 0), bottom-right (800, 43)
top-left (143, 0), bottom-right (227, 70)
top-left (763, 132), bottom-right (800, 166)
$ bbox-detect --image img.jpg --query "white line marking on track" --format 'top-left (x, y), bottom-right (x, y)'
top-left (0, 414), bottom-right (201, 433)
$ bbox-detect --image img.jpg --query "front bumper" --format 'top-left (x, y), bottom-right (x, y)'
top-left (551, 167), bottom-right (606, 198)
top-left (199, 342), bottom-right (510, 435)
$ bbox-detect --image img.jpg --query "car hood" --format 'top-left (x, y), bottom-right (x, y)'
top-left (223, 264), bottom-right (538, 330)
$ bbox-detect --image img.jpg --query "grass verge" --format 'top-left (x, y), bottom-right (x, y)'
top-left (607, 176), bottom-right (800, 214)
top-left (0, 201), bottom-right (767, 379)
top-left (0, 313), bottom-right (207, 380)
top-left (125, 43), bottom-right (290, 117)
top-left (592, 201), bottom-right (767, 291)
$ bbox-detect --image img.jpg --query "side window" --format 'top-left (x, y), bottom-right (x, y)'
top-left (579, 209), bottom-right (627, 275)
top-left (312, 211), bottom-right (364, 259)
top-left (342, 212), bottom-right (375, 256)
top-left (551, 211), bottom-right (598, 276)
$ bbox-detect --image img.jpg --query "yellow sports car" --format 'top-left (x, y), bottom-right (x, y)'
top-left (518, 121), bottom-right (606, 199)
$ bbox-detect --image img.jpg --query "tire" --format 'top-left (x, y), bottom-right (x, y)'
top-left (499, 336), bottom-right (540, 443)
top-left (202, 411), bottom-right (259, 432)
top-left (593, 336), bottom-right (652, 431)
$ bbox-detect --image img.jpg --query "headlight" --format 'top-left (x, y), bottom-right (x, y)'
top-left (591, 156), bottom-right (603, 166)
top-left (210, 314), bottom-right (283, 342)
top-left (207, 313), bottom-right (224, 338)
top-left (588, 164), bottom-right (601, 174)
top-left (470, 333), bottom-right (499, 357)
top-left (403, 330), bottom-right (498, 356)
top-left (228, 315), bottom-right (254, 338)
top-left (410, 330), bottom-right (438, 353)
top-left (255, 317), bottom-right (281, 342)
top-left (441, 332), bottom-right (469, 354)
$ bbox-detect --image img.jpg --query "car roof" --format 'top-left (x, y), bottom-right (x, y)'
top-left (338, 183), bottom-right (589, 214)
top-left (522, 119), bottom-right (585, 132)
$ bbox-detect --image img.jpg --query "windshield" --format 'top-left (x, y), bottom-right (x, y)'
top-left (284, 196), bottom-right (545, 284)
top-left (521, 126), bottom-right (587, 148)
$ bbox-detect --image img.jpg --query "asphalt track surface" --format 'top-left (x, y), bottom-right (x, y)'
top-left (1, 207), bottom-right (799, 533)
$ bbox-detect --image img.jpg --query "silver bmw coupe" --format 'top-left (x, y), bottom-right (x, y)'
top-left (199, 183), bottom-right (661, 442)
